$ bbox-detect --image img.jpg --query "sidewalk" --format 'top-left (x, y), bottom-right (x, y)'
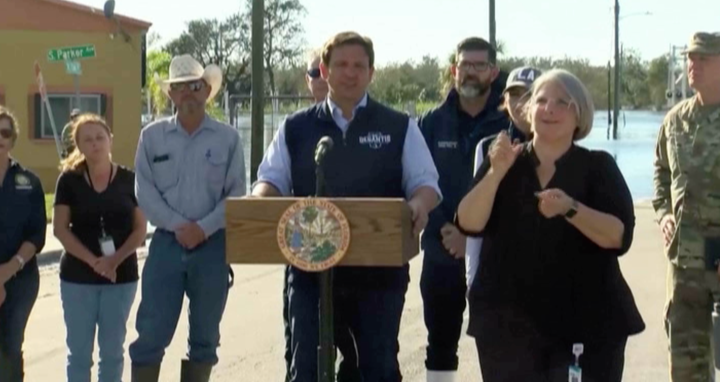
top-left (38, 223), bottom-right (156, 267)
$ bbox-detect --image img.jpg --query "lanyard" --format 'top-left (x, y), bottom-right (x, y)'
top-left (85, 164), bottom-right (114, 191)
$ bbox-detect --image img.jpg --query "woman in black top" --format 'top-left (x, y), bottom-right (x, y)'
top-left (0, 106), bottom-right (46, 381)
top-left (457, 69), bottom-right (645, 382)
top-left (52, 113), bottom-right (147, 382)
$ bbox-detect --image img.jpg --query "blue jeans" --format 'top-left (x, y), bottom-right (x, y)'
top-left (129, 229), bottom-right (230, 366)
top-left (288, 279), bottom-right (407, 382)
top-left (60, 280), bottom-right (137, 382)
top-left (0, 264), bottom-right (39, 357)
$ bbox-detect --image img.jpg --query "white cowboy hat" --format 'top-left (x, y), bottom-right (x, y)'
top-left (158, 54), bottom-right (223, 103)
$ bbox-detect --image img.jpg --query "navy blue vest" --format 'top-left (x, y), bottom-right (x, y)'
top-left (418, 89), bottom-right (509, 265)
top-left (285, 97), bottom-right (410, 290)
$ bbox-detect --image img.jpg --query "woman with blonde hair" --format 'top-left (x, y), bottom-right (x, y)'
top-left (0, 105), bottom-right (46, 381)
top-left (53, 113), bottom-right (147, 382)
top-left (456, 69), bottom-right (645, 381)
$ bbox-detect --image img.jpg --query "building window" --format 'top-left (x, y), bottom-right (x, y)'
top-left (32, 93), bottom-right (107, 139)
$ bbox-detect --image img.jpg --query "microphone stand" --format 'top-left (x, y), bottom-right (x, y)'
top-left (315, 149), bottom-right (335, 382)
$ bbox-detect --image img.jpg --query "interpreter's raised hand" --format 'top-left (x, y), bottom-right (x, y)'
top-left (441, 223), bottom-right (466, 259)
top-left (488, 131), bottom-right (523, 176)
top-left (176, 222), bottom-right (207, 250)
top-left (408, 199), bottom-right (429, 238)
top-left (535, 188), bottom-right (574, 218)
top-left (659, 214), bottom-right (676, 247)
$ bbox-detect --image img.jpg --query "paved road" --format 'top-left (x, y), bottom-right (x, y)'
top-left (23, 204), bottom-right (673, 381)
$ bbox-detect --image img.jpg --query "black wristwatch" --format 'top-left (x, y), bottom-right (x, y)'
top-left (564, 199), bottom-right (579, 219)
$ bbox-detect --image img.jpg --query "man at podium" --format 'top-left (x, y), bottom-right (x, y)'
top-left (251, 31), bottom-right (441, 382)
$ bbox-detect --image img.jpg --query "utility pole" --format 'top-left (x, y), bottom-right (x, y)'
top-left (612, 0), bottom-right (620, 140)
top-left (489, 0), bottom-right (496, 48)
top-left (250, 0), bottom-right (264, 183)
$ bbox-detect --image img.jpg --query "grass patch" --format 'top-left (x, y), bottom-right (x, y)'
top-left (45, 194), bottom-right (53, 223)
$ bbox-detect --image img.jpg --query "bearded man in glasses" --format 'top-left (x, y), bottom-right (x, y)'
top-left (416, 37), bottom-right (509, 382)
top-left (130, 54), bottom-right (246, 382)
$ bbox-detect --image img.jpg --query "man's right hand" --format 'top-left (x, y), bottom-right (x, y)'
top-left (660, 214), bottom-right (676, 247)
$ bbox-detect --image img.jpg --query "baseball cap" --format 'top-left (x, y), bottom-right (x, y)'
top-left (505, 66), bottom-right (543, 92)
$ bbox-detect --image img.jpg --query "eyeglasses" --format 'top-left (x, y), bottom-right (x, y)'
top-left (307, 68), bottom-right (321, 79)
top-left (170, 80), bottom-right (205, 92)
top-left (0, 129), bottom-right (13, 139)
top-left (458, 61), bottom-right (493, 72)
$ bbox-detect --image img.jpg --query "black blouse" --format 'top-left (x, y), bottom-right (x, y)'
top-left (458, 143), bottom-right (645, 342)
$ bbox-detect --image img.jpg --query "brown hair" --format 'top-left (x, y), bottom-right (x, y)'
top-left (0, 105), bottom-right (19, 145)
top-left (59, 113), bottom-right (112, 172)
top-left (321, 31), bottom-right (375, 68)
top-left (455, 37), bottom-right (497, 65)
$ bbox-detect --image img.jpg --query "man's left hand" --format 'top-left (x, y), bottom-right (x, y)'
top-left (441, 223), bottom-right (466, 259)
top-left (176, 223), bottom-right (207, 250)
top-left (408, 199), bottom-right (429, 237)
top-left (536, 188), bottom-right (574, 218)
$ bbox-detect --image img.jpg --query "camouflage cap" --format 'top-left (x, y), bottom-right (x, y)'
top-left (682, 32), bottom-right (720, 55)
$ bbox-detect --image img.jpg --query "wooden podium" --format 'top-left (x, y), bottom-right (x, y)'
top-left (225, 196), bottom-right (420, 382)
top-left (225, 197), bottom-right (419, 266)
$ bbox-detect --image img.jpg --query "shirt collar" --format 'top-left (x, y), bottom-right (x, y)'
top-left (326, 93), bottom-right (368, 121)
top-left (168, 114), bottom-right (216, 133)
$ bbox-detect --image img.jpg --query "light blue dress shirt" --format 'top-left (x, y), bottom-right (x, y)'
top-left (254, 94), bottom-right (442, 200)
top-left (134, 115), bottom-right (246, 237)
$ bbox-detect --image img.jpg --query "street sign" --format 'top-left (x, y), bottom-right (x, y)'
top-left (65, 60), bottom-right (82, 75)
top-left (47, 45), bottom-right (96, 62)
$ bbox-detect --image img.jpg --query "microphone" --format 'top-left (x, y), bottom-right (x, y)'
top-left (314, 136), bottom-right (334, 165)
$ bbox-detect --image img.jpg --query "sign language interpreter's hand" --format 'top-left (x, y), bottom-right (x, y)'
top-left (488, 131), bottom-right (523, 176)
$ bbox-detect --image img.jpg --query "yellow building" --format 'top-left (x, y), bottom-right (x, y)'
top-left (0, 0), bottom-right (151, 192)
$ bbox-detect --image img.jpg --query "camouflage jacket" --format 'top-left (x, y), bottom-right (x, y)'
top-left (653, 96), bottom-right (720, 268)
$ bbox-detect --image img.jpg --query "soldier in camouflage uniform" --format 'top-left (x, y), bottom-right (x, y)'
top-left (653, 31), bottom-right (720, 382)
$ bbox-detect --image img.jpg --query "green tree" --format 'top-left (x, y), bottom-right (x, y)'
top-left (164, 14), bottom-right (251, 95)
top-left (302, 207), bottom-right (319, 225)
top-left (619, 48), bottom-right (650, 109)
top-left (145, 50), bottom-right (172, 116)
top-left (243, 0), bottom-right (307, 96)
top-left (647, 54), bottom-right (670, 110)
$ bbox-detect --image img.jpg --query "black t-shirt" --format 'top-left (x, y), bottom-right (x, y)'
top-left (459, 143), bottom-right (645, 342)
top-left (54, 165), bottom-right (139, 284)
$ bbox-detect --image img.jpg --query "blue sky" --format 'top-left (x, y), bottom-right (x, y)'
top-left (76, 0), bottom-right (718, 66)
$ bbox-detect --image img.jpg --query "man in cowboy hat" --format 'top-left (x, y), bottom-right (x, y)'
top-left (654, 31), bottom-right (720, 382)
top-left (130, 54), bottom-right (246, 382)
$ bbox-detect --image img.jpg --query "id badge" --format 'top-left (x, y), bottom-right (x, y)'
top-left (100, 236), bottom-right (116, 257)
top-left (568, 366), bottom-right (582, 382)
